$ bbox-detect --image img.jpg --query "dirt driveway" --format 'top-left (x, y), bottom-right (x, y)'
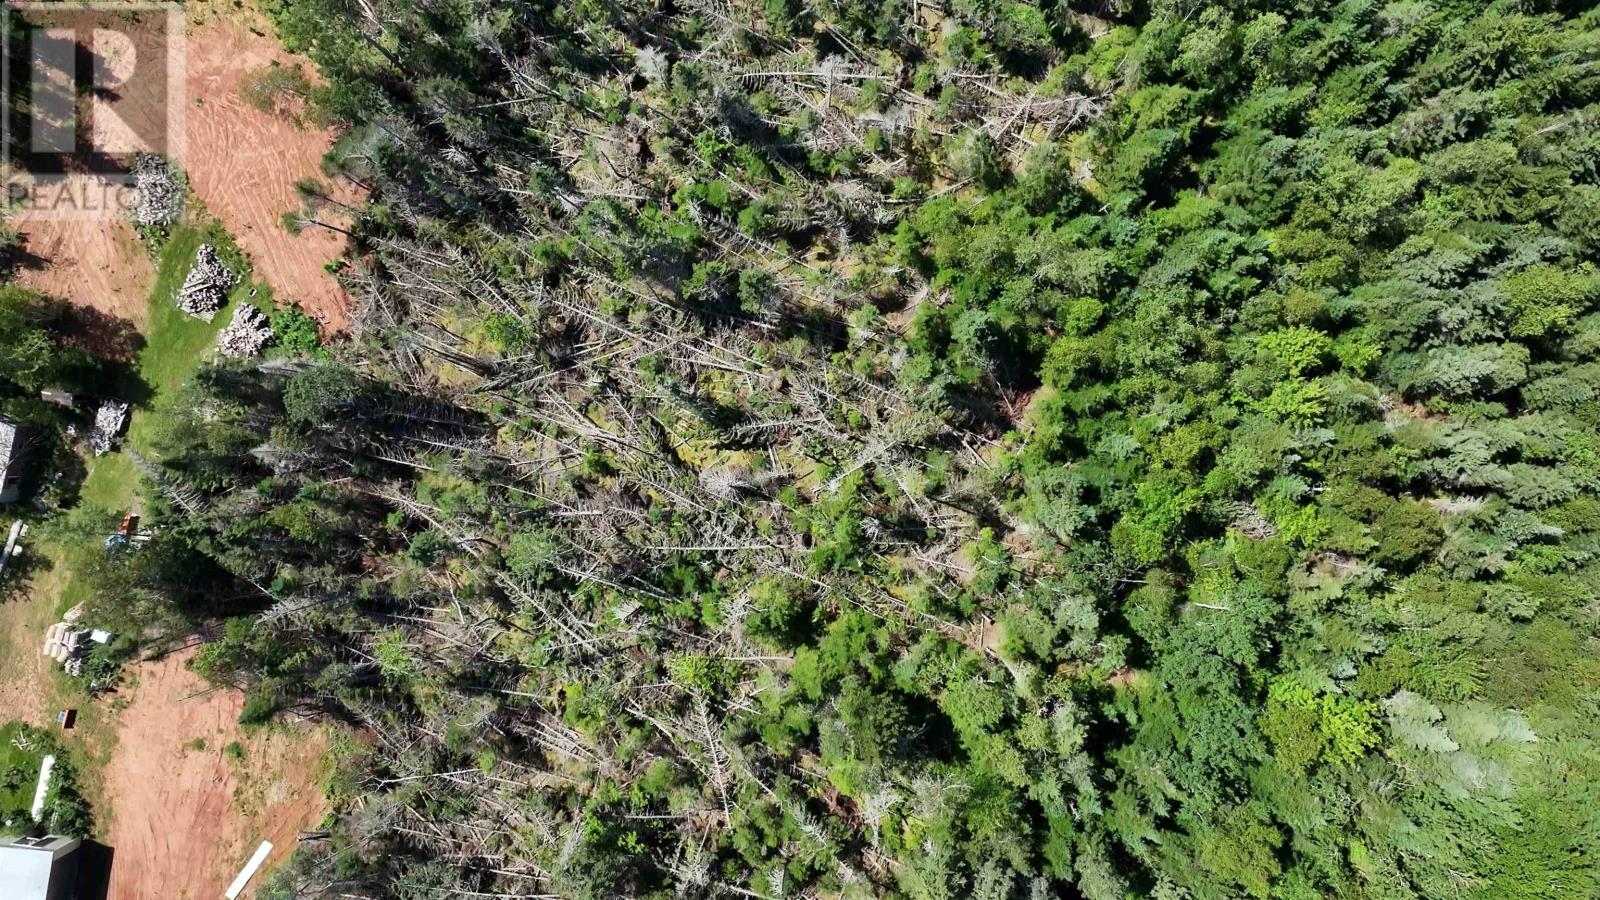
top-left (102, 646), bottom-right (329, 900)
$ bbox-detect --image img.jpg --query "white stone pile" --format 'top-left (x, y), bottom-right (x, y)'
top-left (216, 303), bottom-right (275, 358)
top-left (42, 621), bottom-right (85, 663)
top-left (177, 244), bottom-right (234, 320)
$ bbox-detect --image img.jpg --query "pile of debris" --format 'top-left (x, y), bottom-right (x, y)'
top-left (42, 622), bottom-right (86, 674)
top-left (132, 154), bottom-right (183, 227)
top-left (177, 244), bottom-right (234, 320)
top-left (216, 303), bottom-right (274, 357)
top-left (90, 400), bottom-right (130, 456)
top-left (42, 608), bottom-right (111, 678)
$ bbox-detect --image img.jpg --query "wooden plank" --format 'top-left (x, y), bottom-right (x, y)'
top-left (223, 840), bottom-right (274, 899)
top-left (30, 754), bottom-right (55, 820)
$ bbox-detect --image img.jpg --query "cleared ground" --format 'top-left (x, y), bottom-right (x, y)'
top-left (0, 218), bottom-right (324, 895)
top-left (10, 18), bottom-right (353, 337)
top-left (102, 648), bottom-right (329, 900)
top-left (9, 211), bottom-right (155, 340)
top-left (184, 21), bottom-right (355, 333)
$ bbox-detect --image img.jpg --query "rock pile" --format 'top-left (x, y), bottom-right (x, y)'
top-left (177, 244), bottom-right (234, 320)
top-left (216, 303), bottom-right (275, 358)
top-left (132, 155), bottom-right (183, 227)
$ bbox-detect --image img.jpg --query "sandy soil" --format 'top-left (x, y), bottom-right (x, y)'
top-left (102, 647), bottom-right (329, 900)
top-left (184, 21), bottom-right (355, 333)
top-left (9, 206), bottom-right (156, 343)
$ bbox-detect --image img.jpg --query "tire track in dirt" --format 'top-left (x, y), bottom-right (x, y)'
top-left (183, 21), bottom-right (355, 334)
top-left (102, 647), bottom-right (328, 900)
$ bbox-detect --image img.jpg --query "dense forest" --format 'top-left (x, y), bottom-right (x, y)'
top-left (73, 0), bottom-right (1600, 897)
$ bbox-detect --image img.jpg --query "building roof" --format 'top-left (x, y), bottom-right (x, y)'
top-left (0, 418), bottom-right (29, 502)
top-left (0, 835), bottom-right (80, 900)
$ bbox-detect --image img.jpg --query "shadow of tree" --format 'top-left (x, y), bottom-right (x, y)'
top-left (0, 240), bottom-right (51, 279)
top-left (0, 533), bottom-right (54, 605)
top-left (58, 305), bottom-right (145, 365)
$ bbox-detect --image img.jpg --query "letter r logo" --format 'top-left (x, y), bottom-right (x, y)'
top-left (3, 3), bottom-right (185, 220)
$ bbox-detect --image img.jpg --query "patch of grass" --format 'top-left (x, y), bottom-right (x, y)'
top-left (0, 609), bottom-right (126, 795)
top-left (132, 224), bottom-right (243, 414)
top-left (0, 721), bottom-right (47, 831)
top-left (0, 720), bottom-right (88, 837)
top-left (223, 740), bottom-right (245, 762)
top-left (43, 220), bottom-right (261, 533)
top-left (50, 535), bottom-right (104, 619)
top-left (77, 453), bottom-right (139, 515)
top-left (124, 220), bottom-right (270, 457)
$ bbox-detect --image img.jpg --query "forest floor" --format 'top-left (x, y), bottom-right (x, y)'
top-left (0, 15), bottom-right (348, 896)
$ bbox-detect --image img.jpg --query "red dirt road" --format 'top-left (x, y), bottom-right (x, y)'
top-left (102, 647), bottom-right (329, 900)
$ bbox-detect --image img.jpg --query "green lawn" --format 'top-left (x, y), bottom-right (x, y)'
top-left (132, 224), bottom-right (266, 422)
top-left (75, 454), bottom-right (138, 525)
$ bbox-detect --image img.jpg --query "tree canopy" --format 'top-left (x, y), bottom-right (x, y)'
top-left (80, 0), bottom-right (1600, 897)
